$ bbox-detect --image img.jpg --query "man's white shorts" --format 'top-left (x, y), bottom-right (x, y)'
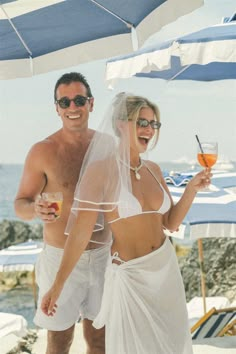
top-left (34, 243), bottom-right (110, 331)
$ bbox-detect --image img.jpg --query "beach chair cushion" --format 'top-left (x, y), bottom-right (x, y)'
top-left (191, 307), bottom-right (236, 339)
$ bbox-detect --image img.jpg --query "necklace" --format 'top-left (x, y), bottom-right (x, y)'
top-left (130, 160), bottom-right (143, 180)
top-left (119, 159), bottom-right (143, 180)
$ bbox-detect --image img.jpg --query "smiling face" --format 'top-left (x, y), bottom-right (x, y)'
top-left (55, 81), bottom-right (94, 132)
top-left (112, 93), bottom-right (161, 159)
top-left (128, 105), bottom-right (160, 154)
top-left (134, 107), bottom-right (157, 152)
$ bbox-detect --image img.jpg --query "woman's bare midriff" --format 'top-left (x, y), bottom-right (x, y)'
top-left (110, 213), bottom-right (166, 262)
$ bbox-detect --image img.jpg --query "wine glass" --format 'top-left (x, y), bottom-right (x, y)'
top-left (197, 141), bottom-right (218, 191)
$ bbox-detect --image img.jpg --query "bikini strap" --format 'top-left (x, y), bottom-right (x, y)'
top-left (89, 239), bottom-right (111, 245)
top-left (142, 161), bottom-right (163, 188)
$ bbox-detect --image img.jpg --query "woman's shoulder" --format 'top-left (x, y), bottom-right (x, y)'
top-left (143, 159), bottom-right (162, 175)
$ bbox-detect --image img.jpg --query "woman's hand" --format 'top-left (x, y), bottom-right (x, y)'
top-left (41, 284), bottom-right (61, 316)
top-left (187, 168), bottom-right (212, 193)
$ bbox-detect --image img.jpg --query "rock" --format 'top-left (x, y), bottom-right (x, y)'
top-left (0, 220), bottom-right (43, 250)
top-left (178, 238), bottom-right (236, 302)
top-left (0, 220), bottom-right (43, 291)
top-left (6, 330), bottom-right (38, 354)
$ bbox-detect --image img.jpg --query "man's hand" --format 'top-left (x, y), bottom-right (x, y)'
top-left (41, 287), bottom-right (59, 316)
top-left (34, 195), bottom-right (58, 223)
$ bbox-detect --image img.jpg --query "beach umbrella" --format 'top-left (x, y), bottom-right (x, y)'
top-left (105, 15), bottom-right (236, 86)
top-left (165, 172), bottom-right (236, 313)
top-left (0, 240), bottom-right (43, 308)
top-left (167, 182), bottom-right (236, 240)
top-left (212, 171), bottom-right (236, 191)
top-left (0, 0), bottom-right (203, 79)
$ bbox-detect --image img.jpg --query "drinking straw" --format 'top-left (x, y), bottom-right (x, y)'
top-left (195, 135), bottom-right (208, 168)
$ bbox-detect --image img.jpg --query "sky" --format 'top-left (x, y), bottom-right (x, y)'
top-left (0, 0), bottom-right (235, 165)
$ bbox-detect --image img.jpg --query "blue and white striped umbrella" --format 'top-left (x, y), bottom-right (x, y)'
top-left (164, 172), bottom-right (236, 240)
top-left (0, 240), bottom-right (43, 272)
top-left (0, 239), bottom-right (43, 308)
top-left (106, 15), bottom-right (236, 85)
top-left (212, 171), bottom-right (236, 190)
top-left (0, 0), bottom-right (202, 79)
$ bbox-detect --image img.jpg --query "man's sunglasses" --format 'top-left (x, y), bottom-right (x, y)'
top-left (136, 118), bottom-right (161, 130)
top-left (55, 95), bottom-right (91, 109)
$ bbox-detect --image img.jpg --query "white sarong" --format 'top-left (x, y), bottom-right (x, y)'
top-left (93, 237), bottom-right (193, 354)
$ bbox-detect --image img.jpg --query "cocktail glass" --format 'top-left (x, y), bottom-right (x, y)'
top-left (42, 192), bottom-right (63, 218)
top-left (197, 141), bottom-right (218, 191)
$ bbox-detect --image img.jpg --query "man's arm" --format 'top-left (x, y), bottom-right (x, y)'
top-left (14, 142), bottom-right (48, 220)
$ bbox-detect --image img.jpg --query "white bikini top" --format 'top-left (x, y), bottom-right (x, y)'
top-left (108, 163), bottom-right (171, 224)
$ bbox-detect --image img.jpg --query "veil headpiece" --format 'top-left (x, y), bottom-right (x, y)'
top-left (65, 92), bottom-right (160, 235)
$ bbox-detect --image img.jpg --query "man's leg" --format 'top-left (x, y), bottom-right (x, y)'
top-left (46, 324), bottom-right (75, 354)
top-left (83, 319), bottom-right (105, 354)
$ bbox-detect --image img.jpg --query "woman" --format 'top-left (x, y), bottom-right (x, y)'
top-left (41, 93), bottom-right (211, 354)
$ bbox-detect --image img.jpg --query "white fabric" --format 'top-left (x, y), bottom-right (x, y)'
top-left (0, 312), bottom-right (27, 338)
top-left (93, 237), bottom-right (193, 354)
top-left (34, 243), bottom-right (110, 331)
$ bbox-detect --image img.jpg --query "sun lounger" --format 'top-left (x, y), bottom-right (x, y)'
top-left (191, 307), bottom-right (236, 339)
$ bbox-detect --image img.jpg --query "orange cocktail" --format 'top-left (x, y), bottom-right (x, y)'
top-left (42, 192), bottom-right (63, 219)
top-left (197, 153), bottom-right (217, 168)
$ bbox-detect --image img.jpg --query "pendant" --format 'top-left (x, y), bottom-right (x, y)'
top-left (135, 171), bottom-right (141, 180)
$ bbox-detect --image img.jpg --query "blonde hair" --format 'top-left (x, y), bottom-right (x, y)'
top-left (114, 93), bottom-right (161, 150)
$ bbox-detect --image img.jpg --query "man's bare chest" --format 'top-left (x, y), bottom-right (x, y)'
top-left (46, 149), bottom-right (85, 191)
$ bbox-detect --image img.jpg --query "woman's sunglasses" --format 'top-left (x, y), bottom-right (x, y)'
top-left (55, 95), bottom-right (91, 109)
top-left (136, 118), bottom-right (161, 130)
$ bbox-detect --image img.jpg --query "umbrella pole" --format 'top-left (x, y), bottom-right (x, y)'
top-left (197, 238), bottom-right (207, 314)
top-left (31, 269), bottom-right (37, 309)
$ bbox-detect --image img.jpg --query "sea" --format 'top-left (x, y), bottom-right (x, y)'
top-left (0, 161), bottom-right (235, 328)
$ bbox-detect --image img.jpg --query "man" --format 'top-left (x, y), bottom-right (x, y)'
top-left (14, 72), bottom-right (111, 354)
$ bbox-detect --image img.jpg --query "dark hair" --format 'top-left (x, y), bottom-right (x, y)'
top-left (54, 72), bottom-right (93, 101)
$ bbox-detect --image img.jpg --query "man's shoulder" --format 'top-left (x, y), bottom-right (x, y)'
top-left (27, 132), bottom-right (59, 157)
top-left (30, 137), bottom-right (54, 152)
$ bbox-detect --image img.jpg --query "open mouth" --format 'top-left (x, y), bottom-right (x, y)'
top-left (67, 114), bottom-right (81, 120)
top-left (138, 135), bottom-right (150, 145)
